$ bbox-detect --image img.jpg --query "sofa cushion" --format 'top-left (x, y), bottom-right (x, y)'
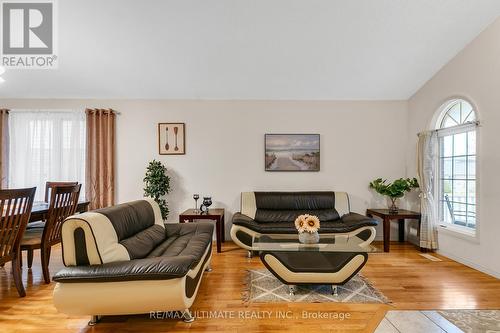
top-left (255, 192), bottom-right (337, 210)
top-left (252, 192), bottom-right (342, 222)
top-left (147, 222), bottom-right (214, 267)
top-left (232, 212), bottom-right (377, 234)
top-left (53, 256), bottom-right (197, 283)
top-left (95, 200), bottom-right (156, 241)
top-left (255, 209), bottom-right (339, 223)
top-left (120, 224), bottom-right (166, 259)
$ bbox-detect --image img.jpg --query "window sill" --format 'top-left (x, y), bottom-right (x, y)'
top-left (438, 224), bottom-right (479, 243)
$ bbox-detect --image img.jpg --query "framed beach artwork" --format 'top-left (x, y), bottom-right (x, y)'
top-left (158, 123), bottom-right (185, 155)
top-left (265, 134), bottom-right (320, 171)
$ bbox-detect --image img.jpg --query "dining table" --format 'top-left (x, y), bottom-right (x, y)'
top-left (28, 201), bottom-right (90, 224)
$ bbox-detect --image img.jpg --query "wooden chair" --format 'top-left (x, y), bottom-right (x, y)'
top-left (21, 184), bottom-right (81, 284)
top-left (44, 181), bottom-right (78, 203)
top-left (26, 181), bottom-right (79, 230)
top-left (0, 187), bottom-right (36, 297)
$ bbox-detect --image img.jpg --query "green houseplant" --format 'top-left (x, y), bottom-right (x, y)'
top-left (369, 177), bottom-right (419, 213)
top-left (144, 160), bottom-right (171, 220)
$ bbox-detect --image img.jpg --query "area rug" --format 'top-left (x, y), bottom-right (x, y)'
top-left (438, 310), bottom-right (500, 333)
top-left (243, 269), bottom-right (390, 304)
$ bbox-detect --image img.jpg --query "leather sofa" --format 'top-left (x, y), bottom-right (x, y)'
top-left (231, 192), bottom-right (378, 253)
top-left (52, 198), bottom-right (213, 325)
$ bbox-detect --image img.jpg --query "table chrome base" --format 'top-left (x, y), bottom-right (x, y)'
top-left (183, 309), bottom-right (195, 323)
top-left (88, 315), bottom-right (101, 326)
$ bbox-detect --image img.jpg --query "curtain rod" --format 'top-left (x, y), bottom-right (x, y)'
top-left (9, 109), bottom-right (121, 115)
top-left (417, 120), bottom-right (480, 137)
top-left (86, 109), bottom-right (121, 115)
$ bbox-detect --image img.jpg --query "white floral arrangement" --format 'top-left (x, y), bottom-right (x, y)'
top-left (294, 214), bottom-right (320, 233)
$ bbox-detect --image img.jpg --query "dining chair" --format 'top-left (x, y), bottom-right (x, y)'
top-left (21, 184), bottom-right (81, 284)
top-left (44, 181), bottom-right (79, 203)
top-left (26, 181), bottom-right (79, 230)
top-left (0, 187), bottom-right (36, 297)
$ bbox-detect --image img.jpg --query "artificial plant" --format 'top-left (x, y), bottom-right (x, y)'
top-left (143, 160), bottom-right (171, 220)
top-left (369, 177), bottom-right (419, 212)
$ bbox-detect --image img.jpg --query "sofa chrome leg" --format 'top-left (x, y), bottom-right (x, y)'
top-left (247, 250), bottom-right (253, 258)
top-left (88, 315), bottom-right (101, 326)
top-left (205, 264), bottom-right (212, 272)
top-left (183, 309), bottom-right (195, 323)
top-left (331, 285), bottom-right (338, 297)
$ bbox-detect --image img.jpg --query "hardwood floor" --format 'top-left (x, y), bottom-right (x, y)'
top-left (0, 241), bottom-right (499, 333)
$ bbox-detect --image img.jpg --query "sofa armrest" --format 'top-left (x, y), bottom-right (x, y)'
top-left (53, 255), bottom-right (196, 283)
top-left (340, 213), bottom-right (378, 226)
top-left (232, 212), bottom-right (255, 224)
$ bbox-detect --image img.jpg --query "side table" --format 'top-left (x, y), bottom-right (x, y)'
top-left (179, 208), bottom-right (225, 253)
top-left (366, 208), bottom-right (421, 252)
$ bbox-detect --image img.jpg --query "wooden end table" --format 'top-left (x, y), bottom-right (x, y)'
top-left (179, 208), bottom-right (225, 253)
top-left (366, 209), bottom-right (421, 252)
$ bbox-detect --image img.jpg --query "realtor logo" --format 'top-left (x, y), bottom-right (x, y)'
top-left (1, 0), bottom-right (57, 68)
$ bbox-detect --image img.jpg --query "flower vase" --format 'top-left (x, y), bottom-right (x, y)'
top-left (298, 231), bottom-right (320, 244)
top-left (388, 197), bottom-right (399, 214)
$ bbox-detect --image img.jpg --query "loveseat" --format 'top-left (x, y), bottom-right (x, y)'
top-left (53, 198), bottom-right (213, 325)
top-left (231, 192), bottom-right (378, 254)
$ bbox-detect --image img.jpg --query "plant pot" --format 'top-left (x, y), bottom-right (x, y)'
top-left (298, 231), bottom-right (320, 244)
top-left (388, 197), bottom-right (399, 214)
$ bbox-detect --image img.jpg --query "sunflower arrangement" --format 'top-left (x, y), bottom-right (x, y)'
top-left (294, 214), bottom-right (320, 233)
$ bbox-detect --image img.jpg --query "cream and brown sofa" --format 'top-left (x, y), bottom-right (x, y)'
top-left (53, 198), bottom-right (213, 325)
top-left (231, 191), bottom-right (378, 255)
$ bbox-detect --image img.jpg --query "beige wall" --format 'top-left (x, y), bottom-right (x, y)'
top-left (1, 99), bottom-right (409, 240)
top-left (407, 18), bottom-right (500, 277)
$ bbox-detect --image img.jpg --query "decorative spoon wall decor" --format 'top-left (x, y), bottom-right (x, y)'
top-left (174, 126), bottom-right (179, 151)
top-left (158, 123), bottom-right (185, 155)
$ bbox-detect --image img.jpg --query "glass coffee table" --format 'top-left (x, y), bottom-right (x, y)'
top-left (253, 234), bottom-right (375, 295)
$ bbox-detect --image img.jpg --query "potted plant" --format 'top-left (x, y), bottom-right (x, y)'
top-left (143, 160), bottom-right (171, 220)
top-left (294, 214), bottom-right (321, 244)
top-left (369, 178), bottom-right (419, 213)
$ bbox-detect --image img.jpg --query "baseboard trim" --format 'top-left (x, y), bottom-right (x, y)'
top-left (437, 249), bottom-right (500, 279)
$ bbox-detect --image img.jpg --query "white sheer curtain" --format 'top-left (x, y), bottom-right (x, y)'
top-left (417, 131), bottom-right (439, 250)
top-left (8, 110), bottom-right (86, 201)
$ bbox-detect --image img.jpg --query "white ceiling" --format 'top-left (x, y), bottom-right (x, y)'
top-left (1, 0), bottom-right (500, 100)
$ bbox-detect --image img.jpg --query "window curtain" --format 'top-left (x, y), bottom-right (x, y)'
top-left (417, 131), bottom-right (439, 250)
top-left (8, 110), bottom-right (86, 201)
top-left (86, 109), bottom-right (115, 210)
top-left (0, 109), bottom-right (9, 189)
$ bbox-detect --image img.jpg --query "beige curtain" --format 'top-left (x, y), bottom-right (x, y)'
top-left (0, 109), bottom-right (9, 189)
top-left (86, 109), bottom-right (116, 209)
top-left (417, 131), bottom-right (439, 250)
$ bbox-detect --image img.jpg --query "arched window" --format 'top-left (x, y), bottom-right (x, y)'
top-left (439, 100), bottom-right (476, 128)
top-left (436, 99), bottom-right (478, 232)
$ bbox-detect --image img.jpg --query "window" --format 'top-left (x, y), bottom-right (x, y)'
top-left (8, 110), bottom-right (86, 201)
top-left (436, 100), bottom-right (477, 233)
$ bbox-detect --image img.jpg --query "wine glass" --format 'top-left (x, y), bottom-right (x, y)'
top-left (193, 194), bottom-right (200, 213)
